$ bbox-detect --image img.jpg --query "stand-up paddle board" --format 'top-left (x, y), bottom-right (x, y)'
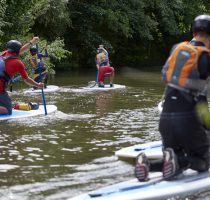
top-left (158, 101), bottom-right (163, 113)
top-left (116, 137), bottom-right (210, 160)
top-left (82, 84), bottom-right (125, 91)
top-left (24, 85), bottom-right (59, 94)
top-left (115, 141), bottom-right (163, 160)
top-left (69, 168), bottom-right (210, 200)
top-left (0, 105), bottom-right (57, 121)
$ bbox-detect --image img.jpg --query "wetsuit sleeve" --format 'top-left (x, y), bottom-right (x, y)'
top-left (38, 53), bottom-right (43, 59)
top-left (39, 49), bottom-right (48, 58)
top-left (197, 52), bottom-right (210, 79)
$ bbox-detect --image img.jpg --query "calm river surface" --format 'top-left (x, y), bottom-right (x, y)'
top-left (0, 67), bottom-right (208, 200)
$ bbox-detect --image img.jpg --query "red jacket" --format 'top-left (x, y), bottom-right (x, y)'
top-left (0, 50), bottom-right (28, 92)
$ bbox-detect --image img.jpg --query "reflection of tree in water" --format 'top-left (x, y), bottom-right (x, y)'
top-left (95, 92), bottom-right (114, 115)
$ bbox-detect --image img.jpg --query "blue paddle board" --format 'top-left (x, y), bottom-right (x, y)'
top-left (0, 105), bottom-right (57, 120)
top-left (70, 140), bottom-right (210, 200)
top-left (69, 169), bottom-right (210, 200)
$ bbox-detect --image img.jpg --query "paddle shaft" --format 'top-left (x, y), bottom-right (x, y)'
top-left (36, 44), bottom-right (47, 115)
top-left (96, 70), bottom-right (99, 83)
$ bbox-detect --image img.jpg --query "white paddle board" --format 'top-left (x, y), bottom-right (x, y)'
top-left (24, 85), bottom-right (59, 94)
top-left (69, 169), bottom-right (210, 200)
top-left (115, 141), bottom-right (163, 160)
top-left (0, 105), bottom-right (57, 120)
top-left (82, 84), bottom-right (125, 91)
top-left (158, 101), bottom-right (163, 113)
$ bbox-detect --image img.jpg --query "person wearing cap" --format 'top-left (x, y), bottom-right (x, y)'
top-left (96, 45), bottom-right (115, 87)
top-left (0, 38), bottom-right (44, 115)
top-left (29, 44), bottom-right (48, 88)
top-left (135, 14), bottom-right (210, 182)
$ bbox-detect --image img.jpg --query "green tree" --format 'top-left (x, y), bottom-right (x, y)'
top-left (0, 0), bottom-right (71, 73)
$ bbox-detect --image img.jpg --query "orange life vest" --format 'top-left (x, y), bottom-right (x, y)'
top-left (165, 41), bottom-right (210, 88)
top-left (96, 52), bottom-right (109, 66)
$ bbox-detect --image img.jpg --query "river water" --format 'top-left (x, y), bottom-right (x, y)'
top-left (0, 67), bottom-right (208, 200)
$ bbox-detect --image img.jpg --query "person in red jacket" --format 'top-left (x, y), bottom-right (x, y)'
top-left (0, 38), bottom-right (44, 115)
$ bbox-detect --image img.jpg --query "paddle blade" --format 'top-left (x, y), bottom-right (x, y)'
top-left (88, 81), bottom-right (97, 88)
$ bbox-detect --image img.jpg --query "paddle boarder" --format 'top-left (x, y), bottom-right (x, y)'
top-left (96, 45), bottom-right (115, 87)
top-left (135, 14), bottom-right (210, 181)
top-left (29, 44), bottom-right (49, 89)
top-left (0, 38), bottom-right (44, 115)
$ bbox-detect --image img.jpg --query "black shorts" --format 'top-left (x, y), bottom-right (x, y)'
top-left (0, 92), bottom-right (12, 115)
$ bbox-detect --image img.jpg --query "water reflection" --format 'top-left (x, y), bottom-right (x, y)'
top-left (95, 92), bottom-right (114, 116)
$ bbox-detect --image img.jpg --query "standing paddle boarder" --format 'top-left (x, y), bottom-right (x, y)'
top-left (29, 44), bottom-right (48, 89)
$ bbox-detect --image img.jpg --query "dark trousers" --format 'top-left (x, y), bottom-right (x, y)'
top-left (0, 92), bottom-right (12, 115)
top-left (150, 112), bottom-right (210, 172)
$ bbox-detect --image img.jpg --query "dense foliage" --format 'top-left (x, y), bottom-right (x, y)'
top-left (0, 0), bottom-right (210, 71)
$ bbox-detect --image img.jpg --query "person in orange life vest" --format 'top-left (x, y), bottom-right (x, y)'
top-left (135, 15), bottom-right (210, 182)
top-left (96, 45), bottom-right (115, 87)
top-left (0, 39), bottom-right (44, 115)
top-left (29, 45), bottom-right (48, 89)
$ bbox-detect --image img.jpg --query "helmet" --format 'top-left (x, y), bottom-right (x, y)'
top-left (6, 40), bottom-right (22, 55)
top-left (30, 46), bottom-right (37, 55)
top-left (192, 14), bottom-right (210, 34)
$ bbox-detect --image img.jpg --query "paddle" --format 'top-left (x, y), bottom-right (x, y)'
top-left (87, 70), bottom-right (99, 88)
top-left (36, 43), bottom-right (47, 115)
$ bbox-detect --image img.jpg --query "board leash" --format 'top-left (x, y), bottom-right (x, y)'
top-left (87, 70), bottom-right (99, 88)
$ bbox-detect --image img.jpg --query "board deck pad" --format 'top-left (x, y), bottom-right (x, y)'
top-left (24, 85), bottom-right (59, 94)
top-left (0, 105), bottom-right (57, 120)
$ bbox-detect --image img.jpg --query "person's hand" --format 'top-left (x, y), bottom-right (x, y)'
top-left (30, 37), bottom-right (39, 45)
top-left (37, 82), bottom-right (44, 89)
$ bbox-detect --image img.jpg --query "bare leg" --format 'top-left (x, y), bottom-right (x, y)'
top-left (110, 70), bottom-right (115, 84)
